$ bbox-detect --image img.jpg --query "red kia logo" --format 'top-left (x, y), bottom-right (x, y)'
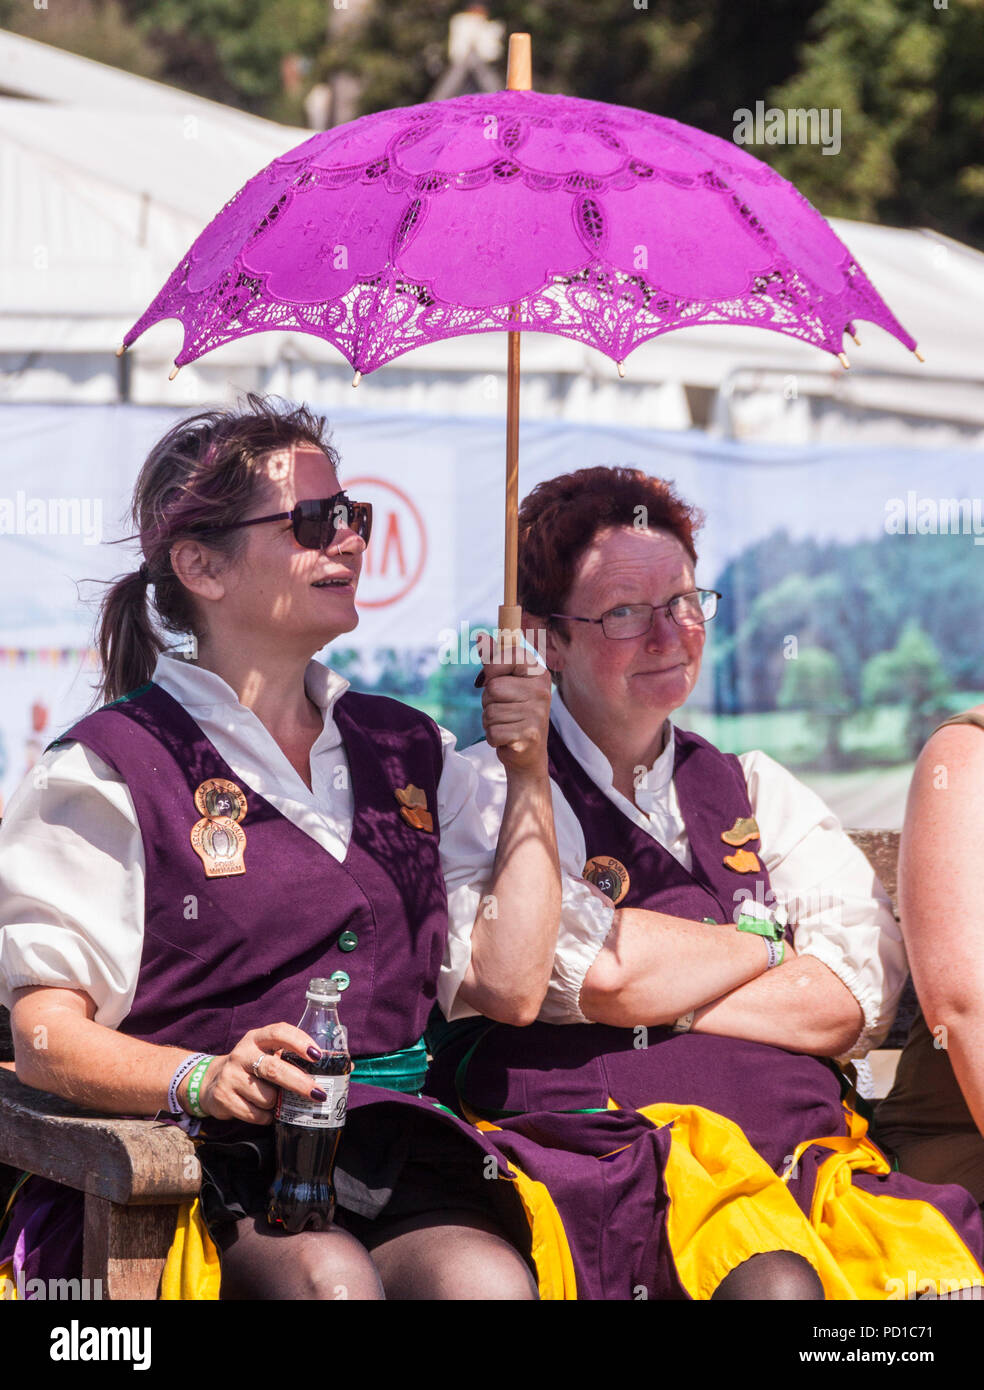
top-left (346, 476), bottom-right (427, 609)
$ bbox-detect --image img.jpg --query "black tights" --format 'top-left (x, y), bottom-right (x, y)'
top-left (216, 1217), bottom-right (823, 1300)
top-left (711, 1251), bottom-right (825, 1301)
top-left (214, 1208), bottom-right (539, 1301)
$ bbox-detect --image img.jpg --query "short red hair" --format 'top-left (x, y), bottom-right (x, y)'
top-left (518, 467), bottom-right (703, 625)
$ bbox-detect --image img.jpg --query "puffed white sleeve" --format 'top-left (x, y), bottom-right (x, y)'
top-left (739, 749), bottom-right (906, 1056)
top-left (0, 742), bottom-right (146, 1028)
top-left (440, 736), bottom-right (615, 1025)
top-left (434, 727), bottom-right (494, 1023)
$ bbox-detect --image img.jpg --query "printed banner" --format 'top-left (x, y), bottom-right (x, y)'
top-left (1, 402), bottom-right (982, 826)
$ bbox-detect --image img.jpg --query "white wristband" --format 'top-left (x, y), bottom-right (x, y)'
top-left (166, 1051), bottom-right (209, 1116)
top-left (765, 938), bottom-right (785, 970)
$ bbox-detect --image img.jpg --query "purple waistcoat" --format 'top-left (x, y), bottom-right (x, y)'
top-left (53, 681), bottom-right (448, 1058)
top-left (547, 721), bottom-right (776, 922)
top-left (439, 721), bottom-right (850, 1170)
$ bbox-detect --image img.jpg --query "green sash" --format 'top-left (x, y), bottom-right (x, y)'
top-left (351, 1037), bottom-right (429, 1094)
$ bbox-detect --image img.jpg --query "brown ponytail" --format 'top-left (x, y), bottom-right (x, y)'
top-left (92, 392), bottom-right (339, 708)
top-left (93, 568), bottom-right (164, 710)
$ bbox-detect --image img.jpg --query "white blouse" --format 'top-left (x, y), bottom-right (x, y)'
top-left (0, 653), bottom-right (497, 1027)
top-left (455, 692), bottom-right (906, 1057)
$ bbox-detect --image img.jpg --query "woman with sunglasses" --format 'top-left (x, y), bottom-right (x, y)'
top-left (0, 394), bottom-right (560, 1300)
top-left (426, 465), bottom-right (984, 1300)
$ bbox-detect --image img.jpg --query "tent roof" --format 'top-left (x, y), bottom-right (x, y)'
top-left (0, 26), bottom-right (295, 131)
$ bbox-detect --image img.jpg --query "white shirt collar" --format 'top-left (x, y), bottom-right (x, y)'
top-left (548, 689), bottom-right (676, 804)
top-left (152, 651), bottom-right (351, 742)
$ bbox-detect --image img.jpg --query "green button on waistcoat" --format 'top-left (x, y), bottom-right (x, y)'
top-left (338, 931), bottom-right (359, 952)
top-left (330, 970), bottom-right (351, 991)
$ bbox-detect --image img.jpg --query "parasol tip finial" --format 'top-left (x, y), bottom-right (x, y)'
top-left (506, 33), bottom-right (532, 91)
top-left (837, 352), bottom-right (851, 370)
top-left (168, 365), bottom-right (181, 381)
top-left (352, 371), bottom-right (362, 388)
top-left (116, 343), bottom-right (127, 358)
top-left (616, 361), bottom-right (626, 378)
top-left (913, 347), bottom-right (926, 363)
top-left (850, 332), bottom-right (861, 347)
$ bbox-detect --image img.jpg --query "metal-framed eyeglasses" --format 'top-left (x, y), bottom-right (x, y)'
top-left (550, 588), bottom-right (722, 640)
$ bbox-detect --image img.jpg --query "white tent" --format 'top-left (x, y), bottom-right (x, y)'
top-left (2, 27), bottom-right (984, 445)
top-left (0, 28), bottom-right (307, 396)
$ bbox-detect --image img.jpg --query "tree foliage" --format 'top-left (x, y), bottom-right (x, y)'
top-left (861, 618), bottom-right (950, 707)
top-left (711, 529), bottom-right (983, 714)
top-left (765, 0), bottom-right (984, 246)
top-left (777, 644), bottom-right (851, 766)
top-left (0, 0), bottom-right (164, 80)
top-left (778, 645), bottom-right (850, 712)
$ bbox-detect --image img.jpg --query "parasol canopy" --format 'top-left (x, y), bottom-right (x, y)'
top-left (123, 95), bottom-right (916, 376)
top-left (121, 34), bottom-right (918, 634)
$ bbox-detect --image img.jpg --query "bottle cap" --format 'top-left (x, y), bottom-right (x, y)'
top-left (306, 976), bottom-right (341, 1003)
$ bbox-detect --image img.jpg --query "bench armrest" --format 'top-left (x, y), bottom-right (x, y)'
top-left (0, 1069), bottom-right (199, 1205)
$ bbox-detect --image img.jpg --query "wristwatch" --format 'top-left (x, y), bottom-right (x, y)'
top-left (672, 1010), bottom-right (696, 1034)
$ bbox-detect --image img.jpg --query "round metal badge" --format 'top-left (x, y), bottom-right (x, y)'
top-left (583, 855), bottom-right (630, 905)
top-left (194, 778), bottom-right (247, 822)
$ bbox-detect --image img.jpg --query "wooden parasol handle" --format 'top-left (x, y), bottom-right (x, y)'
top-left (500, 35), bottom-right (532, 641)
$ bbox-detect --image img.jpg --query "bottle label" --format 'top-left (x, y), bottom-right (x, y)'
top-left (277, 1074), bottom-right (349, 1128)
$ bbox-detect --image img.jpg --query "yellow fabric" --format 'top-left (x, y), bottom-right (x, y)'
top-left (640, 1097), bottom-right (984, 1300)
top-left (791, 1104), bottom-right (984, 1300)
top-left (636, 1101), bottom-right (853, 1300)
top-left (475, 1120), bottom-right (578, 1301)
top-left (159, 1197), bottom-right (221, 1301)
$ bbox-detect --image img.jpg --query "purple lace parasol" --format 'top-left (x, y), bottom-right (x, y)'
top-left (123, 90), bottom-right (915, 373)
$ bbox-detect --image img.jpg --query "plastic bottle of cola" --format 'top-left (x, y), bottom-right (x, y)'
top-left (267, 976), bottom-right (352, 1233)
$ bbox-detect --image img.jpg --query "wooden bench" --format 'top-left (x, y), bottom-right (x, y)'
top-left (844, 829), bottom-right (910, 1099)
top-left (0, 1078), bottom-right (199, 1298)
top-left (0, 827), bottom-right (908, 1299)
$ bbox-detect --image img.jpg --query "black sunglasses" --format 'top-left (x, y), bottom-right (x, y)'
top-left (199, 493), bottom-right (373, 551)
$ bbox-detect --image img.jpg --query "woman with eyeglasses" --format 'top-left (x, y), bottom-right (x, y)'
top-left (0, 394), bottom-right (560, 1300)
top-left (426, 465), bottom-right (984, 1300)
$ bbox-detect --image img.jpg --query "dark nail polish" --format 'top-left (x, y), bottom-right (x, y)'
top-left (307, 1046), bottom-right (322, 1061)
top-left (310, 1087), bottom-right (328, 1101)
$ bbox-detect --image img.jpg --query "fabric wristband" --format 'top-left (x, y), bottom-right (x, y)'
top-left (735, 912), bottom-right (783, 942)
top-left (167, 1052), bottom-right (209, 1116)
top-left (765, 938), bottom-right (785, 969)
top-left (184, 1056), bottom-right (215, 1118)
